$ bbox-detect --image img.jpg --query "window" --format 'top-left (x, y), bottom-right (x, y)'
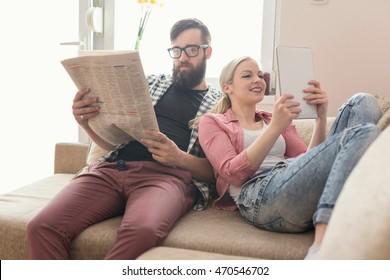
top-left (112, 0), bottom-right (276, 88)
top-left (1, 1), bottom-right (80, 194)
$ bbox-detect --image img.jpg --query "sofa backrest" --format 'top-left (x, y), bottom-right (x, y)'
top-left (293, 117), bottom-right (335, 146)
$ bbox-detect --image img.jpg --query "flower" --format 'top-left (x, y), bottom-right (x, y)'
top-left (134, 0), bottom-right (163, 50)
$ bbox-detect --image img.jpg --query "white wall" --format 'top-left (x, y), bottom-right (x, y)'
top-left (276, 0), bottom-right (390, 116)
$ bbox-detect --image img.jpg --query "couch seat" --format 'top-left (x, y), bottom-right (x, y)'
top-left (0, 173), bottom-right (314, 260)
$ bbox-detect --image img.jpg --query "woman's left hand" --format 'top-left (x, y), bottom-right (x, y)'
top-left (303, 80), bottom-right (328, 119)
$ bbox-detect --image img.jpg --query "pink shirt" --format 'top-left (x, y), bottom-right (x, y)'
top-left (199, 109), bottom-right (307, 211)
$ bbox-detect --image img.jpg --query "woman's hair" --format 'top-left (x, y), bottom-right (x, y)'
top-left (170, 18), bottom-right (211, 45)
top-left (189, 56), bottom-right (255, 129)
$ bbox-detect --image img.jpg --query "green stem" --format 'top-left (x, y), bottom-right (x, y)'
top-left (134, 6), bottom-right (153, 50)
top-left (135, 35), bottom-right (141, 50)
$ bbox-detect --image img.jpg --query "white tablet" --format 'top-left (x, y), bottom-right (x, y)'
top-left (276, 46), bottom-right (317, 119)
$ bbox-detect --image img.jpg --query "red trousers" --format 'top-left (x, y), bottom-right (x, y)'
top-left (27, 161), bottom-right (196, 259)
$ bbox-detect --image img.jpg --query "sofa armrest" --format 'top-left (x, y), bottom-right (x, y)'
top-left (54, 142), bottom-right (89, 174)
top-left (320, 126), bottom-right (390, 259)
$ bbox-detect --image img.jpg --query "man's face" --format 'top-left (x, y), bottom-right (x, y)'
top-left (171, 28), bottom-right (208, 90)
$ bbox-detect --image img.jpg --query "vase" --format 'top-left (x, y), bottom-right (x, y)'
top-left (135, 35), bottom-right (141, 51)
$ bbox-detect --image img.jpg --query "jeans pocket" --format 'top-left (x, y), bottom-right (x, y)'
top-left (237, 176), bottom-right (263, 209)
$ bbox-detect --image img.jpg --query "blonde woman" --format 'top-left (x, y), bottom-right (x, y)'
top-left (198, 56), bottom-right (382, 259)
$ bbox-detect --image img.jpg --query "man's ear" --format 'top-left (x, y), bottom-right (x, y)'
top-left (206, 46), bottom-right (212, 59)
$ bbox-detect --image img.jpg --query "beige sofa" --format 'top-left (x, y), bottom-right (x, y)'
top-left (1, 106), bottom-right (389, 260)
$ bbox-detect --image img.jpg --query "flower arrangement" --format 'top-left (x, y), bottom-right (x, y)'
top-left (134, 0), bottom-right (163, 50)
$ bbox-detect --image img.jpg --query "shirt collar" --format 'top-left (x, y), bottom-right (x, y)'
top-left (224, 108), bottom-right (272, 123)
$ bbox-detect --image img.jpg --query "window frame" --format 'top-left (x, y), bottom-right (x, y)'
top-left (93, 0), bottom-right (277, 88)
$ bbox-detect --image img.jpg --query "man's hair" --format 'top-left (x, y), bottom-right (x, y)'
top-left (170, 18), bottom-right (211, 44)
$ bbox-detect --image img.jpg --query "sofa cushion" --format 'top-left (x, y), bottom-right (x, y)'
top-left (0, 172), bottom-right (314, 260)
top-left (136, 246), bottom-right (258, 260)
top-left (86, 141), bottom-right (109, 165)
top-left (377, 107), bottom-right (390, 130)
top-left (161, 205), bottom-right (313, 260)
top-left (375, 95), bottom-right (390, 130)
top-left (69, 205), bottom-right (314, 260)
top-left (375, 94), bottom-right (390, 113)
top-left (320, 126), bottom-right (390, 259)
top-left (0, 174), bottom-right (74, 259)
top-left (293, 117), bottom-right (335, 145)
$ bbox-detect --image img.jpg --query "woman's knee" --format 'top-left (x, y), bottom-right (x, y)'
top-left (349, 92), bottom-right (382, 122)
top-left (349, 92), bottom-right (375, 105)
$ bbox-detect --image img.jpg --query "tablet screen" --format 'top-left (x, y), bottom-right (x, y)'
top-left (276, 46), bottom-right (317, 119)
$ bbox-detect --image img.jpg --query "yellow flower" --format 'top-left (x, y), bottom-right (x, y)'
top-left (135, 0), bottom-right (163, 50)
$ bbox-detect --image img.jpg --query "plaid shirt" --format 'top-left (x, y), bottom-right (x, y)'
top-left (101, 74), bottom-right (222, 210)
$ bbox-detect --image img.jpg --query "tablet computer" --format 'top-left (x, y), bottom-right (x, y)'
top-left (276, 46), bottom-right (317, 119)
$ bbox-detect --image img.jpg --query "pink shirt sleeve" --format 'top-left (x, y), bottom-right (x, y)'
top-left (283, 124), bottom-right (307, 158)
top-left (198, 114), bottom-right (257, 187)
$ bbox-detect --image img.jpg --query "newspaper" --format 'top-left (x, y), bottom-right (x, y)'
top-left (61, 50), bottom-right (159, 146)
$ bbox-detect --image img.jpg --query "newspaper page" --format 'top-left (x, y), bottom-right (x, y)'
top-left (61, 50), bottom-right (159, 146)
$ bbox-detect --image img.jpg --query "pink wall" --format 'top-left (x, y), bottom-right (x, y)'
top-left (276, 0), bottom-right (390, 116)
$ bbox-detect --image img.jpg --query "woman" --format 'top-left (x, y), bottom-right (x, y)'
top-left (197, 56), bottom-right (382, 259)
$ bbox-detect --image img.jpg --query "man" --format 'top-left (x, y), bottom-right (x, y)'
top-left (27, 18), bottom-right (222, 260)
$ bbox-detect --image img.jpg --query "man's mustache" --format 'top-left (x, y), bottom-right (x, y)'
top-left (179, 62), bottom-right (192, 67)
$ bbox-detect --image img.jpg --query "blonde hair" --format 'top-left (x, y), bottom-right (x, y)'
top-left (190, 56), bottom-right (255, 129)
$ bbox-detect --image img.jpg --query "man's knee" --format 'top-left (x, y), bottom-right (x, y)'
top-left (27, 215), bottom-right (44, 241)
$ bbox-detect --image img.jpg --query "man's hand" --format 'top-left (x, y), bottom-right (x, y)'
top-left (72, 88), bottom-right (101, 126)
top-left (141, 130), bottom-right (184, 168)
top-left (141, 130), bottom-right (215, 183)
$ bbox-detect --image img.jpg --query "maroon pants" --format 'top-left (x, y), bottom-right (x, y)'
top-left (27, 161), bottom-right (196, 259)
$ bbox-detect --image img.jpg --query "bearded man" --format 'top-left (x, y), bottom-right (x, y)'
top-left (27, 18), bottom-right (222, 260)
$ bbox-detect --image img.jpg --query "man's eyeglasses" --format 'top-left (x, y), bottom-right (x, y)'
top-left (167, 44), bottom-right (208, 59)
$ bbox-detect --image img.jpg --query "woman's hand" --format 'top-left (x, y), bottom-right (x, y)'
top-left (304, 81), bottom-right (328, 149)
top-left (303, 80), bottom-right (328, 120)
top-left (72, 88), bottom-right (101, 127)
top-left (270, 94), bottom-right (301, 133)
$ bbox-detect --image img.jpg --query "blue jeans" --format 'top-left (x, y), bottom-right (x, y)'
top-left (237, 93), bottom-right (382, 233)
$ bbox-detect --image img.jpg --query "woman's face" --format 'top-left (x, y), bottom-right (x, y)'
top-left (226, 59), bottom-right (267, 106)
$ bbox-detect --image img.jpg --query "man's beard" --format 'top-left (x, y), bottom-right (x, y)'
top-left (172, 58), bottom-right (207, 90)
